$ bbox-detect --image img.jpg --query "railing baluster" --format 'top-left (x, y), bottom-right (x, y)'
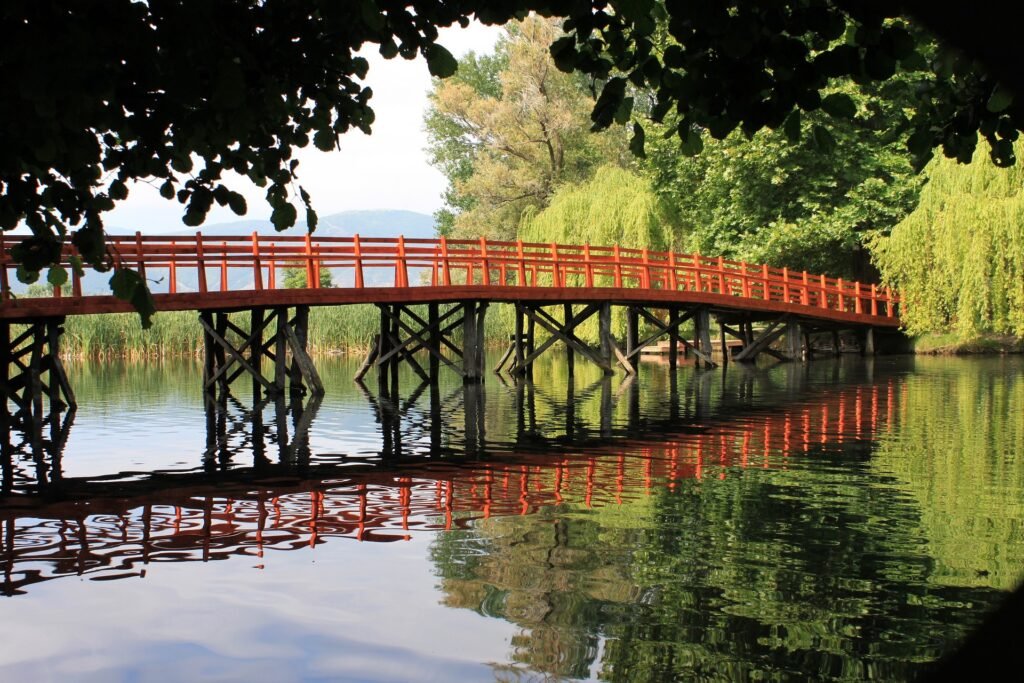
top-left (837, 277), bottom-right (845, 312)
top-left (855, 282), bottom-right (863, 314)
top-left (304, 234), bottom-right (316, 289)
top-left (251, 232), bottom-right (263, 291)
top-left (196, 232), bottom-right (207, 293)
top-left (643, 248), bottom-right (653, 289)
top-left (870, 283), bottom-right (878, 316)
top-left (782, 267), bottom-right (790, 303)
top-left (717, 256), bottom-right (726, 294)
top-left (550, 243), bottom-right (561, 287)
top-left (516, 240), bottom-right (526, 286)
top-left (741, 262), bottom-right (750, 298)
top-left (169, 241), bottom-right (177, 294)
top-left (762, 263), bottom-right (770, 300)
top-left (668, 250), bottom-right (678, 290)
top-left (353, 234), bottom-right (364, 289)
top-left (801, 271), bottom-right (809, 305)
top-left (441, 236), bottom-right (452, 286)
top-left (397, 235), bottom-right (408, 287)
top-left (481, 237), bottom-right (491, 286)
top-left (220, 241), bottom-right (228, 291)
top-left (692, 253), bottom-right (702, 292)
top-left (584, 243), bottom-right (594, 287)
top-left (268, 245), bottom-right (276, 290)
top-left (819, 274), bottom-right (828, 310)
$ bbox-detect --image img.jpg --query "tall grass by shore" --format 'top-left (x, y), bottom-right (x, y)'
top-left (56, 305), bottom-right (384, 358)
top-left (36, 303), bottom-right (694, 359)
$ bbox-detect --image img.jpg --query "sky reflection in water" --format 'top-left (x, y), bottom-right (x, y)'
top-left (1, 354), bottom-right (1022, 681)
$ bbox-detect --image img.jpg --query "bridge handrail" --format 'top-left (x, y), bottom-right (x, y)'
top-left (0, 231), bottom-right (898, 319)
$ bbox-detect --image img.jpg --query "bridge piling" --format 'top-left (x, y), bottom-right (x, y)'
top-left (1, 319), bottom-right (76, 427)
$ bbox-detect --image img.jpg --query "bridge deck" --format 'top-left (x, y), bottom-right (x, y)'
top-left (0, 234), bottom-right (899, 327)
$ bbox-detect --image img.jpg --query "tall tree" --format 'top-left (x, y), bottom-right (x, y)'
top-left (870, 140), bottom-right (1024, 339)
top-left (428, 16), bottom-right (625, 240)
top-left (424, 46), bottom-right (508, 236)
top-left (644, 80), bottom-right (924, 278)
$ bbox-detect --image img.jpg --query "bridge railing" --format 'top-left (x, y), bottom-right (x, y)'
top-left (0, 232), bottom-right (897, 319)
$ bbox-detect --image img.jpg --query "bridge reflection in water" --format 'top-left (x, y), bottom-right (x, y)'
top-left (0, 362), bottom-right (898, 597)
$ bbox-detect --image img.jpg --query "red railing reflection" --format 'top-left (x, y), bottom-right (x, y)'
top-left (0, 380), bottom-right (897, 595)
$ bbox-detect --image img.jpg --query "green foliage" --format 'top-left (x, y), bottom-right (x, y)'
top-left (426, 16), bottom-right (627, 240)
top-left (3, 0), bottom-right (1021, 319)
top-left (871, 140), bottom-right (1024, 338)
top-left (282, 265), bottom-right (334, 289)
top-left (425, 45), bottom-right (509, 236)
top-left (519, 165), bottom-right (675, 250)
top-left (644, 81), bottom-right (924, 277)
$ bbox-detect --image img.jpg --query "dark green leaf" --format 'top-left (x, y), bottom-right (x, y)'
top-left (783, 110), bottom-right (802, 142)
top-left (227, 191), bottom-right (247, 216)
top-left (159, 180), bottom-right (175, 200)
top-left (425, 44), bottom-right (458, 78)
top-left (821, 93), bottom-right (857, 119)
top-left (16, 265), bottom-right (39, 285)
top-left (271, 202), bottom-right (298, 230)
top-left (812, 124), bottom-right (836, 153)
top-left (987, 85), bottom-right (1014, 113)
top-left (47, 265), bottom-right (68, 287)
top-left (629, 123), bottom-right (646, 158)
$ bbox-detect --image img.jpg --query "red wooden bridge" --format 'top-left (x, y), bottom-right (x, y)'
top-left (1, 232), bottom-right (900, 421)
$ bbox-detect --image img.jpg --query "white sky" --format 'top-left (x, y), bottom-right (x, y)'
top-left (106, 23), bottom-right (503, 232)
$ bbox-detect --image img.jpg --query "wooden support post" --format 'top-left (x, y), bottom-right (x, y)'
top-left (475, 302), bottom-right (488, 379)
top-left (428, 303), bottom-right (440, 384)
top-left (626, 306), bottom-right (639, 372)
top-left (275, 309), bottom-right (289, 394)
top-left (718, 317), bottom-right (729, 366)
top-left (377, 305), bottom-right (391, 391)
top-left (565, 303), bottom-right (575, 376)
top-left (832, 330), bottom-right (841, 357)
top-left (785, 320), bottom-right (801, 362)
top-left (214, 312), bottom-right (228, 393)
top-left (599, 302), bottom-right (614, 376)
top-left (668, 308), bottom-right (679, 371)
top-left (201, 312), bottom-right (216, 394)
top-left (863, 327), bottom-right (876, 356)
top-left (463, 301), bottom-right (480, 382)
top-left (695, 307), bottom-right (716, 369)
top-left (526, 312), bottom-right (536, 379)
top-left (250, 308), bottom-right (265, 399)
top-left (389, 304), bottom-right (401, 384)
top-left (514, 304), bottom-right (525, 375)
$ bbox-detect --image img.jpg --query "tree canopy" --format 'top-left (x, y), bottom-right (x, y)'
top-left (871, 140), bottom-right (1024, 339)
top-left (2, 1), bottom-right (1022, 322)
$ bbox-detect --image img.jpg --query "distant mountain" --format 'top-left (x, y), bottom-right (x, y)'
top-left (10, 210), bottom-right (437, 295)
top-left (108, 209), bottom-right (436, 240)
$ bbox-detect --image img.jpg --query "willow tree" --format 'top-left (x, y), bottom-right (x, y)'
top-left (518, 165), bottom-right (675, 250)
top-left (871, 141), bottom-right (1024, 339)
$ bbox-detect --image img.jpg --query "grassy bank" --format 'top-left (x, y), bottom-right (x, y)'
top-left (57, 305), bottom-right (384, 358)
top-left (913, 333), bottom-right (1024, 355)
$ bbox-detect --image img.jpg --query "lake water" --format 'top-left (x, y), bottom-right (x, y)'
top-left (1, 353), bottom-right (1022, 681)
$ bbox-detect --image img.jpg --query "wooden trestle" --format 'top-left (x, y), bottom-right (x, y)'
top-left (0, 319), bottom-right (76, 428)
top-left (200, 306), bottom-right (323, 399)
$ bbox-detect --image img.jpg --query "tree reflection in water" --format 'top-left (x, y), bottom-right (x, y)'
top-left (0, 356), bottom-right (1021, 681)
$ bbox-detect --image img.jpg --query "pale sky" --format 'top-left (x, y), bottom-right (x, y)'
top-left (106, 23), bottom-right (503, 232)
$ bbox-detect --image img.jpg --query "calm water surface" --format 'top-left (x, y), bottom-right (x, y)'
top-left (1, 353), bottom-right (1022, 681)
